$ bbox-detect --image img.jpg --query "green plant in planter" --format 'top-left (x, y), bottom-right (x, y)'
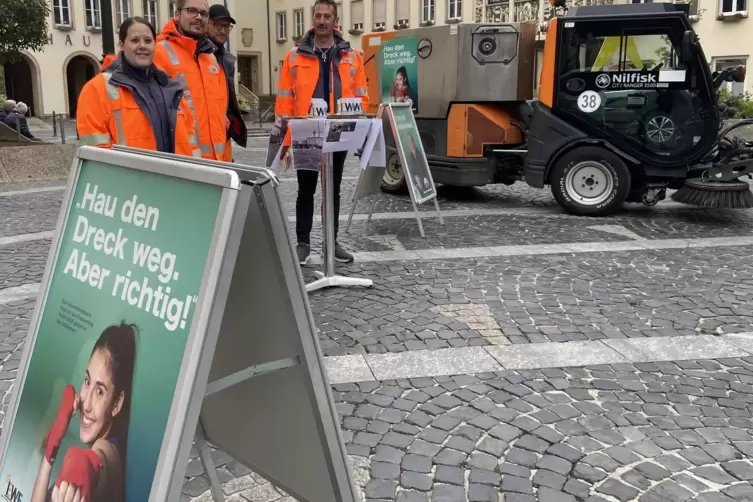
top-left (718, 87), bottom-right (753, 119)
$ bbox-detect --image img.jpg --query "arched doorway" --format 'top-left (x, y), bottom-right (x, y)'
top-left (3, 55), bottom-right (37, 116)
top-left (66, 55), bottom-right (97, 118)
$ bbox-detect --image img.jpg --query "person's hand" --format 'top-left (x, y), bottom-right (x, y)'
top-left (53, 446), bottom-right (102, 502)
top-left (280, 147), bottom-right (291, 171)
top-left (45, 385), bottom-right (77, 463)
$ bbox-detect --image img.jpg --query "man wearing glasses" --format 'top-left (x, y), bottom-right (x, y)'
top-left (154, 0), bottom-right (229, 161)
top-left (206, 4), bottom-right (247, 162)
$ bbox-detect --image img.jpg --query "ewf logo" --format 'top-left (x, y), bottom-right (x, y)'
top-left (338, 98), bottom-right (363, 115)
top-left (3, 476), bottom-right (23, 502)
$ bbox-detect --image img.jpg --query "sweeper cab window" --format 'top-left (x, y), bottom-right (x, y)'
top-left (554, 18), bottom-right (717, 163)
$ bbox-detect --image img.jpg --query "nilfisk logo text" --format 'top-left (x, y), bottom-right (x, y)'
top-left (597, 72), bottom-right (658, 89)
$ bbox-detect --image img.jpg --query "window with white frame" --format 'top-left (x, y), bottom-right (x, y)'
top-left (294, 9), bottom-right (305, 37)
top-left (421, 0), bottom-right (435, 22)
top-left (53, 0), bottom-right (72, 27)
top-left (351, 0), bottom-right (364, 31)
top-left (115, 0), bottom-right (131, 27)
top-left (721, 0), bottom-right (747, 14)
top-left (373, 0), bottom-right (386, 29)
top-left (85, 0), bottom-right (102, 29)
top-left (396, 0), bottom-right (410, 25)
top-left (448, 0), bottom-right (462, 19)
top-left (715, 57), bottom-right (747, 93)
top-left (169, 0), bottom-right (177, 17)
top-left (276, 12), bottom-right (287, 41)
top-left (143, 0), bottom-right (158, 27)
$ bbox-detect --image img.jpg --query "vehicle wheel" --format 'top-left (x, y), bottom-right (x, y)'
top-left (550, 146), bottom-right (631, 216)
top-left (381, 152), bottom-right (409, 195)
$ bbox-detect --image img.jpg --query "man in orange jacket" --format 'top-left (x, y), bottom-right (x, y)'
top-left (154, 0), bottom-right (228, 161)
top-left (275, 0), bottom-right (369, 266)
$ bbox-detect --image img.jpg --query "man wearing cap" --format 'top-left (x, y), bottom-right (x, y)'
top-left (207, 4), bottom-right (247, 162)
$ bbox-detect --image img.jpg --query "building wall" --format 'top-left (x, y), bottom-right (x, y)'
top-left (224, 0), bottom-right (271, 95)
top-left (266, 0), bottom-right (481, 94)
top-left (9, 0), bottom-right (748, 118)
top-left (8, 0), bottom-right (272, 117)
top-left (691, 4), bottom-right (751, 93)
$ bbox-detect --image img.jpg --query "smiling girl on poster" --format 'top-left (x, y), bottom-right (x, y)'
top-left (390, 66), bottom-right (417, 109)
top-left (30, 324), bottom-right (138, 502)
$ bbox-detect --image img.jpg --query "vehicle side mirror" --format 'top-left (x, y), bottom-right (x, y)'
top-left (730, 65), bottom-right (747, 83)
top-left (681, 30), bottom-right (696, 65)
top-left (726, 107), bottom-right (739, 118)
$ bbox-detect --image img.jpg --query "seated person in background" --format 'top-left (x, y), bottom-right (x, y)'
top-left (0, 100), bottom-right (17, 123)
top-left (3, 102), bottom-right (36, 140)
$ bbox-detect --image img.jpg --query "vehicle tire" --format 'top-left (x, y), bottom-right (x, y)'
top-left (549, 146), bottom-right (631, 216)
top-left (381, 152), bottom-right (409, 195)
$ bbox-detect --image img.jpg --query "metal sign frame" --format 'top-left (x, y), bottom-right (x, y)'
top-left (0, 146), bottom-right (242, 502)
top-left (0, 145), bottom-right (358, 502)
top-left (347, 102), bottom-right (443, 238)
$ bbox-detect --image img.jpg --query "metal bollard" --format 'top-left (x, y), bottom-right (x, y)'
top-left (60, 116), bottom-right (67, 144)
top-left (53, 112), bottom-right (58, 137)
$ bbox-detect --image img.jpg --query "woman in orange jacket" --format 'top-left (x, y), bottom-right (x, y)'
top-left (76, 17), bottom-right (200, 158)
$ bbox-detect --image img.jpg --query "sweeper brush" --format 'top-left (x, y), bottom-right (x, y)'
top-left (671, 178), bottom-right (753, 209)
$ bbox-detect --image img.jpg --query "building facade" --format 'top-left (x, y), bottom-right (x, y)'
top-left (3, 0), bottom-right (749, 118)
top-left (2, 0), bottom-right (270, 118)
top-left (690, 0), bottom-right (750, 94)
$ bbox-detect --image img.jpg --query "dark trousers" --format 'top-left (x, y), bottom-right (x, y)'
top-left (296, 150), bottom-right (347, 245)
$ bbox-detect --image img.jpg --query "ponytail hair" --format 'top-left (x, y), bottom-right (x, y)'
top-left (91, 323), bottom-right (138, 471)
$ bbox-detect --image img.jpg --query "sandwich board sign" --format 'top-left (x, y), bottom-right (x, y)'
top-left (347, 102), bottom-right (443, 238)
top-left (0, 145), bottom-right (356, 502)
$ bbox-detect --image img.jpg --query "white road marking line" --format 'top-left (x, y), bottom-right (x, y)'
top-left (349, 234), bottom-right (753, 262)
top-left (0, 231), bottom-right (55, 247)
top-left (0, 186), bottom-right (66, 197)
top-left (0, 283), bottom-right (40, 304)
top-left (325, 333), bottom-right (753, 383)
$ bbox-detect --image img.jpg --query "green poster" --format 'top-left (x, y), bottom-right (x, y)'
top-left (381, 38), bottom-right (419, 113)
top-left (0, 159), bottom-right (223, 502)
top-left (390, 104), bottom-right (436, 204)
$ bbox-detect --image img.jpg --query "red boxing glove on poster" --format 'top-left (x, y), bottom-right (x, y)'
top-left (45, 385), bottom-right (76, 463)
top-left (54, 446), bottom-right (102, 500)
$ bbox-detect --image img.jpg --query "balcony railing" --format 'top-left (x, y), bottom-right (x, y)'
top-left (474, 0), bottom-right (614, 24)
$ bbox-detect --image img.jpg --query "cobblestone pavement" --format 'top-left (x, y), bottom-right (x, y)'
top-left (305, 246), bottom-right (753, 355)
top-left (330, 360), bottom-right (753, 502)
top-left (3, 147), bottom-right (753, 501)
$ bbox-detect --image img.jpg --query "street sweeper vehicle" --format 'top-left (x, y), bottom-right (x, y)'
top-left (362, 2), bottom-right (753, 216)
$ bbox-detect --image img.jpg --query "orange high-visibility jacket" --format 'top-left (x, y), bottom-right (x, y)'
top-left (76, 56), bottom-right (200, 157)
top-left (101, 54), bottom-right (117, 71)
top-left (154, 19), bottom-right (229, 160)
top-left (276, 30), bottom-right (369, 146)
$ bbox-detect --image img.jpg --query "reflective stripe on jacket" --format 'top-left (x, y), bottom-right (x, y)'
top-left (76, 54), bottom-right (200, 157)
top-left (155, 19), bottom-right (229, 161)
top-left (275, 29), bottom-right (370, 146)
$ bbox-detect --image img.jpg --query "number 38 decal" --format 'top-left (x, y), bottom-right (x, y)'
top-left (578, 90), bottom-right (602, 113)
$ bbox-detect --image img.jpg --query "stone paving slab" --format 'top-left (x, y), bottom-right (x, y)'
top-left (181, 357), bottom-right (753, 501)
